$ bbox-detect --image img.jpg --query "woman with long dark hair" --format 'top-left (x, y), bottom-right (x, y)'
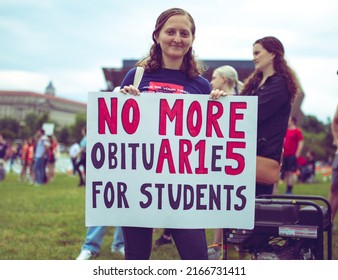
top-left (211, 36), bottom-right (299, 196)
top-left (120, 8), bottom-right (211, 260)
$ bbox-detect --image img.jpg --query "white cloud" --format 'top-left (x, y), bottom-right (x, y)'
top-left (50, 69), bottom-right (107, 99)
top-left (0, 0), bottom-right (337, 123)
top-left (290, 57), bottom-right (338, 122)
top-left (0, 70), bottom-right (50, 92)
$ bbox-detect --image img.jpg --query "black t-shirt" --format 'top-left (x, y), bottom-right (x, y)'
top-left (121, 68), bottom-right (211, 95)
top-left (242, 74), bottom-right (291, 162)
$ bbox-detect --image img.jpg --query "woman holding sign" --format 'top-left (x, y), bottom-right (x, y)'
top-left (211, 36), bottom-right (299, 196)
top-left (120, 8), bottom-right (211, 260)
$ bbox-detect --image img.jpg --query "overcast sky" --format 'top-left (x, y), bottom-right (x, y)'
top-left (0, 0), bottom-right (337, 122)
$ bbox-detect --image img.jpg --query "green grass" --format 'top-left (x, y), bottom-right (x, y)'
top-left (0, 172), bottom-right (337, 260)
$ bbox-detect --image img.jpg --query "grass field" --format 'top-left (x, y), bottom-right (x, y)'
top-left (0, 170), bottom-right (337, 260)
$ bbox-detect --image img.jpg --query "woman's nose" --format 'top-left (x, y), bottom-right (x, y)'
top-left (173, 33), bottom-right (181, 43)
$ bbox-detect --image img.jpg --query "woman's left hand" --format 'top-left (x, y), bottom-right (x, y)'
top-left (209, 89), bottom-right (227, 99)
top-left (120, 85), bottom-right (140, 96)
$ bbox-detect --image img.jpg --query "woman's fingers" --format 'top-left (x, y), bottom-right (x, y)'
top-left (120, 85), bottom-right (140, 95)
top-left (209, 89), bottom-right (226, 99)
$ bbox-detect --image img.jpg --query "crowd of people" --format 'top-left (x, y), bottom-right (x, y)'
top-left (0, 126), bottom-right (87, 188)
top-left (0, 130), bottom-right (58, 185)
top-left (0, 7), bottom-right (337, 260)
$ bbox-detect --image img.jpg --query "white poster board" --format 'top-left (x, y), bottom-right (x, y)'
top-left (42, 123), bottom-right (55, 136)
top-left (86, 92), bottom-right (257, 229)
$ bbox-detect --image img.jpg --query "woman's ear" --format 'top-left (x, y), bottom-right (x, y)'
top-left (154, 34), bottom-right (159, 44)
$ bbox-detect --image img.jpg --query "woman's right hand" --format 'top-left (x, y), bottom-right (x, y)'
top-left (120, 85), bottom-right (140, 96)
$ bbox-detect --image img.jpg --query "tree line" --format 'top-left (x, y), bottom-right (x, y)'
top-left (0, 112), bottom-right (335, 162)
top-left (0, 112), bottom-right (86, 147)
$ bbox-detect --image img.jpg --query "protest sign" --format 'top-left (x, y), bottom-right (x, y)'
top-left (42, 123), bottom-right (55, 136)
top-left (86, 92), bottom-right (257, 229)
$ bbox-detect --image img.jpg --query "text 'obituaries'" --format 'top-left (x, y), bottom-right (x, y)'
top-left (86, 92), bottom-right (257, 229)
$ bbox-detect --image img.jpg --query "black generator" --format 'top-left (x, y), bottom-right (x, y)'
top-left (223, 195), bottom-right (332, 260)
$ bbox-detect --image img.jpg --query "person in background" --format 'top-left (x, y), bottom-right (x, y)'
top-left (0, 134), bottom-right (8, 180)
top-left (208, 65), bottom-right (243, 260)
top-left (47, 135), bottom-right (58, 182)
top-left (210, 36), bottom-right (299, 261)
top-left (329, 105), bottom-right (338, 224)
top-left (120, 7), bottom-right (211, 260)
top-left (20, 139), bottom-right (29, 181)
top-left (0, 134), bottom-right (8, 162)
top-left (7, 142), bottom-right (19, 173)
top-left (76, 227), bottom-right (125, 260)
top-left (27, 138), bottom-right (35, 184)
top-left (75, 127), bottom-right (87, 187)
top-left (0, 158), bottom-right (5, 181)
top-left (210, 65), bottom-right (243, 96)
top-left (211, 36), bottom-right (299, 197)
top-left (298, 150), bottom-right (316, 183)
top-left (33, 128), bottom-right (49, 186)
top-left (20, 138), bottom-right (33, 182)
top-left (281, 117), bottom-right (304, 194)
top-left (69, 142), bottom-right (81, 176)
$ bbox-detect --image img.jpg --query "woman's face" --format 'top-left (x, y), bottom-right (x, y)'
top-left (252, 43), bottom-right (275, 72)
top-left (156, 15), bottom-right (194, 67)
top-left (210, 71), bottom-right (225, 90)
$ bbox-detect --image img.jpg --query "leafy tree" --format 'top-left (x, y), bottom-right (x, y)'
top-left (37, 113), bottom-right (50, 130)
top-left (0, 118), bottom-right (20, 140)
top-left (1, 111), bottom-right (335, 162)
top-left (301, 115), bottom-right (334, 162)
top-left (70, 113), bottom-right (86, 143)
top-left (24, 113), bottom-right (41, 136)
top-left (23, 112), bottom-right (56, 138)
top-left (301, 115), bottom-right (326, 134)
top-left (57, 127), bottom-right (70, 145)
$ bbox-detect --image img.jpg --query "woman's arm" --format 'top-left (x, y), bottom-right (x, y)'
top-left (120, 68), bottom-right (141, 95)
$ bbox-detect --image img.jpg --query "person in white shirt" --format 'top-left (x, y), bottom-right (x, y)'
top-left (69, 142), bottom-right (81, 176)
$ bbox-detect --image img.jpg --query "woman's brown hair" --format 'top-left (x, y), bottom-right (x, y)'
top-left (241, 36), bottom-right (299, 102)
top-left (137, 8), bottom-right (205, 78)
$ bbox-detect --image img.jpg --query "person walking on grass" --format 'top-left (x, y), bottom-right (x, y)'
top-left (76, 226), bottom-right (125, 260)
top-left (33, 128), bottom-right (49, 186)
top-left (281, 117), bottom-right (304, 194)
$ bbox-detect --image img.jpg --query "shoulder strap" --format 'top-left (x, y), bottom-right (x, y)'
top-left (133, 66), bottom-right (144, 88)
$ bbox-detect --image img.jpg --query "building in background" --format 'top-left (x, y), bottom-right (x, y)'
top-left (0, 59), bottom-right (304, 129)
top-left (0, 81), bottom-right (86, 127)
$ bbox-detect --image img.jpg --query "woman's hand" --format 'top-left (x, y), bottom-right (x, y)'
top-left (209, 89), bottom-right (227, 99)
top-left (120, 85), bottom-right (140, 95)
top-left (210, 89), bottom-right (228, 99)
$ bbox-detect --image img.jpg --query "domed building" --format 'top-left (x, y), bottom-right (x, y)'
top-left (0, 81), bottom-right (86, 127)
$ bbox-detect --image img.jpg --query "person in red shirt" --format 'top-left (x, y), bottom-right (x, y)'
top-left (47, 135), bottom-right (58, 182)
top-left (281, 117), bottom-right (304, 194)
